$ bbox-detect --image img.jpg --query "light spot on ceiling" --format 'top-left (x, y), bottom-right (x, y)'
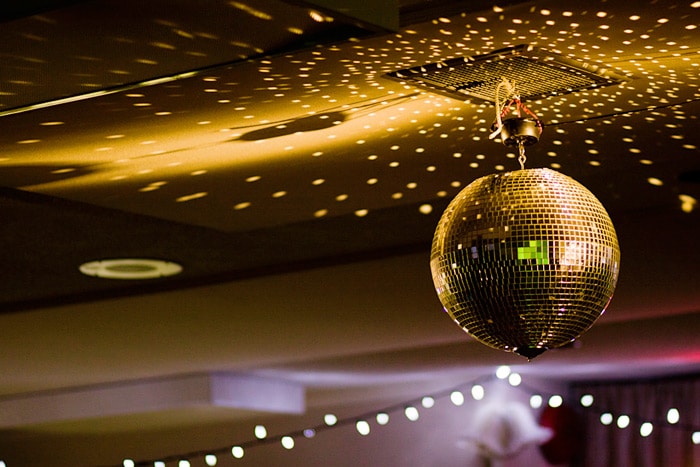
top-left (0, 0), bottom-right (696, 233)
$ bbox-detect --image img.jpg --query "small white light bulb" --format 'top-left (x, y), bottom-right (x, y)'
top-left (254, 424), bottom-right (267, 439)
top-left (356, 420), bottom-right (370, 435)
top-left (548, 395), bottom-right (563, 408)
top-left (580, 394), bottom-right (594, 407)
top-left (231, 446), bottom-right (244, 459)
top-left (404, 406), bottom-right (420, 421)
top-left (281, 436), bottom-right (295, 449)
top-left (421, 396), bottom-right (435, 408)
top-left (324, 414), bottom-right (338, 426)
top-left (471, 384), bottom-right (485, 400)
top-left (496, 365), bottom-right (511, 379)
top-left (692, 431), bottom-right (700, 445)
top-left (508, 372), bottom-right (522, 386)
top-left (616, 415), bottom-right (630, 429)
top-left (450, 390), bottom-right (465, 406)
top-left (667, 408), bottom-right (680, 424)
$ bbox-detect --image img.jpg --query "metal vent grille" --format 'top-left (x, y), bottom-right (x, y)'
top-left (384, 45), bottom-right (626, 104)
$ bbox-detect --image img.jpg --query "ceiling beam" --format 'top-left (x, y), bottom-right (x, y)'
top-left (0, 373), bottom-right (305, 428)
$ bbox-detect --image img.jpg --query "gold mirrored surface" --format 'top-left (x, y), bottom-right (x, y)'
top-left (431, 168), bottom-right (621, 359)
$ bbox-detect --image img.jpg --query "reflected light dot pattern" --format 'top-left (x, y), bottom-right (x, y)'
top-left (0, 0), bottom-right (697, 234)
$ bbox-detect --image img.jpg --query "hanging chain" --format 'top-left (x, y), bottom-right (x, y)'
top-left (518, 140), bottom-right (527, 170)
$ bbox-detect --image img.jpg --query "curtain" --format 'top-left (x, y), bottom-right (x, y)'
top-left (571, 375), bottom-right (700, 467)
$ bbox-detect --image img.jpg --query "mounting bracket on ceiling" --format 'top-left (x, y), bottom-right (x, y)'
top-left (499, 118), bottom-right (541, 147)
top-left (383, 45), bottom-right (627, 104)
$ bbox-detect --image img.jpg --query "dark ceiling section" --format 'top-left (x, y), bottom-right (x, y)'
top-left (0, 1), bottom-right (89, 22)
top-left (0, 184), bottom-right (441, 312)
top-left (0, 0), bottom-right (375, 113)
top-left (0, 0), bottom-right (386, 312)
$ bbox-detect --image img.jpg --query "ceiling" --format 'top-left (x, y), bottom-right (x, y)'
top-left (0, 0), bottom-right (699, 465)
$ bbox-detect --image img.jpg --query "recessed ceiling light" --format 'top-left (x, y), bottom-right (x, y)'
top-left (79, 259), bottom-right (182, 280)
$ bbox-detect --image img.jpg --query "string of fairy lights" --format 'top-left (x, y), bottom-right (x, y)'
top-left (0, 367), bottom-right (697, 466)
top-left (104, 367), bottom-right (699, 467)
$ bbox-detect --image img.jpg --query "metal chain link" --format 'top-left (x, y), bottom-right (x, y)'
top-left (518, 140), bottom-right (527, 170)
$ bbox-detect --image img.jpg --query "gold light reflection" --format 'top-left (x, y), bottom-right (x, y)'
top-left (679, 194), bottom-right (697, 213)
top-left (0, 0), bottom-right (695, 233)
top-left (176, 192), bottom-right (208, 202)
top-left (229, 1), bottom-right (273, 21)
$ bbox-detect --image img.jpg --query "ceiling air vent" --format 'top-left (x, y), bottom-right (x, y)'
top-left (384, 45), bottom-right (627, 104)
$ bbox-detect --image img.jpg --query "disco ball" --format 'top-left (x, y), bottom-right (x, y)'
top-left (430, 168), bottom-right (620, 359)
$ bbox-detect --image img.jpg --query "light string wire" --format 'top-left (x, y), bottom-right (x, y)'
top-left (118, 373), bottom-right (496, 467)
top-left (113, 371), bottom-right (700, 467)
top-left (578, 406), bottom-right (700, 434)
top-left (519, 381), bottom-right (700, 431)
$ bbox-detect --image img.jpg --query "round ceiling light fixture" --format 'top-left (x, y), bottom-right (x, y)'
top-left (79, 258), bottom-right (183, 280)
